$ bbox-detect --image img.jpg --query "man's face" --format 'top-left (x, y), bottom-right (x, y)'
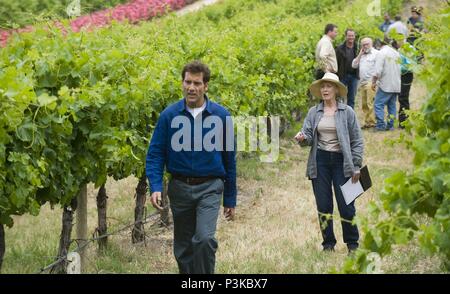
top-left (412, 12), bottom-right (419, 20)
top-left (330, 27), bottom-right (338, 40)
top-left (346, 31), bottom-right (356, 44)
top-left (361, 39), bottom-right (372, 53)
top-left (384, 13), bottom-right (390, 21)
top-left (183, 72), bottom-right (208, 107)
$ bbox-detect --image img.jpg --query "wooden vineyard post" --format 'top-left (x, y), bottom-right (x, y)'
top-left (76, 184), bottom-right (88, 272)
top-left (96, 184), bottom-right (108, 252)
top-left (132, 174), bottom-right (147, 243)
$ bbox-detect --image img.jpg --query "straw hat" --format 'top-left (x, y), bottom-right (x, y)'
top-left (309, 72), bottom-right (348, 99)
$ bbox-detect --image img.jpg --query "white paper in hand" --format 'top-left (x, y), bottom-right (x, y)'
top-left (340, 178), bottom-right (364, 205)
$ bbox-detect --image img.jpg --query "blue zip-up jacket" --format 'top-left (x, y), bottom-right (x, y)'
top-left (145, 96), bottom-right (237, 208)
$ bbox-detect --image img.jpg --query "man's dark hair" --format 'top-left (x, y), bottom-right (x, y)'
top-left (373, 38), bottom-right (383, 49)
top-left (345, 28), bottom-right (356, 36)
top-left (324, 24), bottom-right (337, 35)
top-left (394, 15), bottom-right (401, 21)
top-left (391, 39), bottom-right (400, 49)
top-left (382, 36), bottom-right (393, 46)
top-left (182, 61), bottom-right (211, 83)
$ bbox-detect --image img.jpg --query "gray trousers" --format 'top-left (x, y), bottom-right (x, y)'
top-left (168, 178), bottom-right (224, 274)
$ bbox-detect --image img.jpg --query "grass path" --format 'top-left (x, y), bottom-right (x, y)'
top-left (176, 0), bottom-right (221, 16)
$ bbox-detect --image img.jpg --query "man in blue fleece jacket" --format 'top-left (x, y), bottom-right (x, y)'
top-left (146, 61), bottom-right (236, 274)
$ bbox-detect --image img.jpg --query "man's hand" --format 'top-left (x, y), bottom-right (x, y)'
top-left (352, 170), bottom-right (361, 184)
top-left (353, 48), bottom-right (364, 66)
top-left (326, 66), bottom-right (335, 74)
top-left (371, 82), bottom-right (377, 92)
top-left (372, 76), bottom-right (378, 92)
top-left (150, 192), bottom-right (163, 210)
top-left (224, 207), bottom-right (235, 221)
top-left (294, 131), bottom-right (305, 143)
top-left (358, 47), bottom-right (365, 56)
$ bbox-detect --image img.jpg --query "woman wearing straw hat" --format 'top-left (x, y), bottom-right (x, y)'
top-left (294, 72), bottom-right (364, 253)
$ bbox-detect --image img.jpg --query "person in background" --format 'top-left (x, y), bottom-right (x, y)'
top-left (315, 24), bottom-right (339, 80)
top-left (372, 37), bottom-right (401, 131)
top-left (396, 42), bottom-right (415, 128)
top-left (336, 28), bottom-right (359, 109)
top-left (407, 6), bottom-right (425, 44)
top-left (352, 37), bottom-right (379, 129)
top-left (387, 15), bottom-right (409, 41)
top-left (295, 72), bottom-right (364, 254)
top-left (379, 12), bottom-right (393, 33)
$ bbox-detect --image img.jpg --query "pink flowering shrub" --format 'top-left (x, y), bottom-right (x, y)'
top-left (1, 0), bottom-right (189, 46)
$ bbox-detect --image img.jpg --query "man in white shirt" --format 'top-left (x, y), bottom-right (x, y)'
top-left (315, 24), bottom-right (338, 79)
top-left (387, 15), bottom-right (409, 41)
top-left (352, 37), bottom-right (379, 128)
top-left (372, 38), bottom-right (401, 131)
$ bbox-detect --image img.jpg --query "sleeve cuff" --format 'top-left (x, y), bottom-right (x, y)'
top-left (150, 183), bottom-right (163, 194)
top-left (223, 194), bottom-right (237, 208)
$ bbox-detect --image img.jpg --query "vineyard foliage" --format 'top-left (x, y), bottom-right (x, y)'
top-left (2, 0), bottom-right (371, 226)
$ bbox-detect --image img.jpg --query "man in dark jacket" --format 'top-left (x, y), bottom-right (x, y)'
top-left (379, 12), bottom-right (394, 32)
top-left (336, 28), bottom-right (359, 109)
top-left (146, 61), bottom-right (237, 274)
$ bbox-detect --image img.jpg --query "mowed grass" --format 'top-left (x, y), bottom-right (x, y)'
top-left (3, 177), bottom-right (179, 274)
top-left (2, 81), bottom-right (446, 273)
